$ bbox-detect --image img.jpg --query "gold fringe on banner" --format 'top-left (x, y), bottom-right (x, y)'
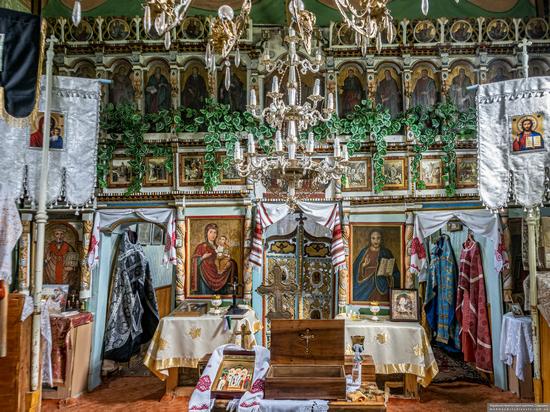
top-left (0, 18), bottom-right (47, 128)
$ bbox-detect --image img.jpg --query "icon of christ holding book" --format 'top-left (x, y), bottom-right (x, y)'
top-left (352, 229), bottom-right (401, 302)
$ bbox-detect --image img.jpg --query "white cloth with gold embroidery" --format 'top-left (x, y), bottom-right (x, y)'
top-left (144, 309), bottom-right (261, 379)
top-left (345, 319), bottom-right (438, 387)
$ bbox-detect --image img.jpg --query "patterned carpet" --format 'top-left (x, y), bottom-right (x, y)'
top-left (431, 346), bottom-right (490, 385)
top-left (42, 376), bottom-right (529, 412)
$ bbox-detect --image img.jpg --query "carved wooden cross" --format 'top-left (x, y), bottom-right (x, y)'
top-left (299, 328), bottom-right (315, 356)
top-left (256, 264), bottom-right (298, 320)
top-left (235, 322), bottom-right (252, 349)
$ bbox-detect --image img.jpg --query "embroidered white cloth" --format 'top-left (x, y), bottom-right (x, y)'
top-left (87, 208), bottom-right (177, 268)
top-left (477, 77), bottom-right (550, 209)
top-left (188, 344), bottom-right (270, 411)
top-left (143, 309), bottom-right (261, 379)
top-left (0, 192), bottom-right (22, 285)
top-left (499, 312), bottom-right (533, 381)
top-left (257, 400), bottom-right (329, 412)
top-left (0, 76), bottom-right (101, 207)
top-left (343, 319), bottom-right (438, 387)
top-left (410, 210), bottom-right (507, 281)
top-left (41, 301), bottom-right (53, 387)
top-left (250, 202), bottom-right (345, 270)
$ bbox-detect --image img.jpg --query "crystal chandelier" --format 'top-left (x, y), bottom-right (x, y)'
top-left (205, 0), bottom-right (251, 89)
top-left (232, 2), bottom-right (349, 204)
top-left (334, 0), bottom-right (394, 53)
top-left (143, 0), bottom-right (193, 49)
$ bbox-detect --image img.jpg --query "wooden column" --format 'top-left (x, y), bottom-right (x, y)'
top-left (339, 209), bottom-right (351, 313)
top-left (80, 213), bottom-right (94, 309)
top-left (243, 203), bottom-right (254, 305)
top-left (405, 212), bottom-right (415, 289)
top-left (175, 202), bottom-right (186, 304)
top-left (526, 208), bottom-right (542, 402)
top-left (18, 214), bottom-right (33, 295)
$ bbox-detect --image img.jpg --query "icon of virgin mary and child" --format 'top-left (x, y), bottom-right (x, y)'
top-left (191, 223), bottom-right (238, 295)
top-left (352, 229), bottom-right (401, 303)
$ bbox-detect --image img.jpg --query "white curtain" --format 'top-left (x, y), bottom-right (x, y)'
top-left (87, 208), bottom-right (177, 268)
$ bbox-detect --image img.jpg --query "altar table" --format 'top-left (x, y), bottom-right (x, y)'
top-left (143, 308), bottom-right (260, 380)
top-left (345, 319), bottom-right (438, 390)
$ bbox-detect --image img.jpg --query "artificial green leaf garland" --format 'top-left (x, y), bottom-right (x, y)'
top-left (97, 99), bottom-right (475, 196)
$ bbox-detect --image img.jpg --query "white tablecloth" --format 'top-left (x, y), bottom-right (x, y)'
top-left (144, 308), bottom-right (261, 379)
top-left (345, 319), bottom-right (438, 387)
top-left (499, 312), bottom-right (533, 381)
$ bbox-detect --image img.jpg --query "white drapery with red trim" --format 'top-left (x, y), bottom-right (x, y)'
top-left (410, 210), bottom-right (507, 280)
top-left (249, 201), bottom-right (346, 271)
top-left (87, 208), bottom-right (177, 268)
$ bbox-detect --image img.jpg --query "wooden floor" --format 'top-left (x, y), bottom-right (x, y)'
top-left (42, 376), bottom-right (530, 411)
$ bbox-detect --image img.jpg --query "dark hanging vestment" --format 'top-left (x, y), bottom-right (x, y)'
top-left (0, 8), bottom-right (42, 119)
top-left (103, 231), bottom-right (159, 362)
top-left (456, 240), bottom-right (493, 372)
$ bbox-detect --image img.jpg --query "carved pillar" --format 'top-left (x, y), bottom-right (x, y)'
top-left (500, 209), bottom-right (513, 302)
top-left (476, 17), bottom-right (485, 43)
top-left (339, 209), bottom-right (351, 314)
top-left (18, 214), bottom-right (33, 294)
top-left (437, 17), bottom-right (448, 44)
top-left (440, 52), bottom-right (450, 102)
top-left (402, 54), bottom-right (412, 111)
top-left (133, 68), bottom-right (143, 112)
top-left (175, 201), bottom-right (186, 303)
top-left (478, 51), bottom-right (488, 84)
top-left (365, 55), bottom-right (376, 102)
top-left (170, 67), bottom-right (179, 113)
top-left (80, 213), bottom-right (94, 307)
top-left (401, 18), bottom-right (410, 47)
top-left (242, 203), bottom-right (254, 305)
top-left (405, 212), bottom-right (415, 289)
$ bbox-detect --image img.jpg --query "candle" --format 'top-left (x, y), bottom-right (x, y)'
top-left (333, 136), bottom-right (341, 158)
top-left (234, 140), bottom-right (242, 161)
top-left (288, 65), bottom-right (297, 84)
top-left (247, 133), bottom-right (255, 154)
top-left (263, 47), bottom-right (270, 61)
top-left (289, 27), bottom-right (296, 37)
top-left (307, 131), bottom-right (315, 152)
top-left (288, 87), bottom-right (297, 106)
top-left (327, 92), bottom-right (334, 110)
top-left (272, 75), bottom-right (279, 93)
top-left (288, 142), bottom-right (296, 160)
top-left (313, 78), bottom-right (320, 96)
top-left (342, 144), bottom-right (349, 161)
top-left (287, 121), bottom-right (297, 139)
top-left (249, 88), bottom-right (257, 106)
top-left (275, 130), bottom-right (283, 152)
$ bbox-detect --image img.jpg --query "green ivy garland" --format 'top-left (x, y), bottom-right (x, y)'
top-left (98, 99), bottom-right (476, 196)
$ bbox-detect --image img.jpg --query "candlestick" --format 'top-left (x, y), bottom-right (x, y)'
top-left (234, 140), bottom-right (242, 161)
top-left (249, 88), bottom-right (257, 106)
top-left (272, 75), bottom-right (279, 93)
top-left (288, 87), bottom-right (297, 106)
top-left (334, 136), bottom-right (341, 158)
top-left (247, 133), bottom-right (255, 154)
top-left (327, 92), bottom-right (334, 111)
top-left (288, 142), bottom-right (296, 160)
top-left (275, 130), bottom-right (283, 152)
top-left (313, 79), bottom-right (320, 96)
top-left (307, 131), bottom-right (315, 152)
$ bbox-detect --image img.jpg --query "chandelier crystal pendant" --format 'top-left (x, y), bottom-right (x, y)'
top-left (142, 0), bottom-right (193, 49)
top-left (205, 0), bottom-right (251, 90)
top-left (334, 0), bottom-right (394, 53)
top-left (232, 9), bottom-right (350, 204)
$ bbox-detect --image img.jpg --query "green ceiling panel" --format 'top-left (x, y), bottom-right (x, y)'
top-left (40, 0), bottom-right (536, 24)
